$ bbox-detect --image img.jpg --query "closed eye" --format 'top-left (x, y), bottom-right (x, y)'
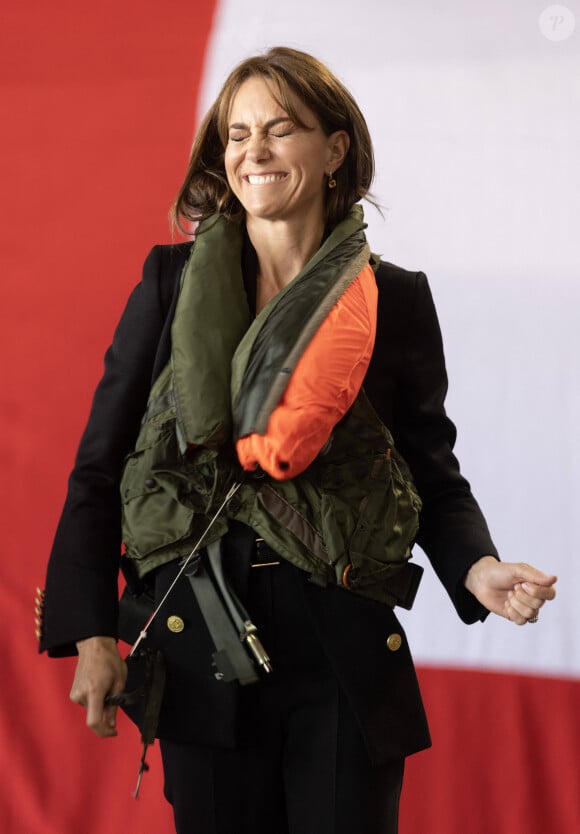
top-left (228, 118), bottom-right (296, 144)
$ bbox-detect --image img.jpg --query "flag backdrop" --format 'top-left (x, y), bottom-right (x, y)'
top-left (2, 1), bottom-right (579, 832)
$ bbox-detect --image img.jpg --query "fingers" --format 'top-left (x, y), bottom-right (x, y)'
top-left (70, 674), bottom-right (120, 738)
top-left (85, 687), bottom-right (121, 738)
top-left (505, 592), bottom-right (540, 625)
top-left (505, 580), bottom-right (556, 626)
top-left (521, 580), bottom-right (557, 601)
top-left (499, 562), bottom-right (557, 625)
top-left (70, 636), bottom-right (127, 738)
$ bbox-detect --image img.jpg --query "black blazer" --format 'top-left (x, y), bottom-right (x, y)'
top-left (41, 241), bottom-right (497, 763)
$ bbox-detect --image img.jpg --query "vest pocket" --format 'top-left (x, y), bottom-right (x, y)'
top-left (320, 452), bottom-right (421, 587)
top-left (121, 425), bottom-right (194, 561)
top-left (347, 454), bottom-right (421, 586)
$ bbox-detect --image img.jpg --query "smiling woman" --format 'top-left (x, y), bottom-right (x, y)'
top-left (40, 45), bottom-right (556, 834)
top-left (224, 77), bottom-right (348, 237)
top-left (224, 76), bottom-right (350, 306)
top-left (173, 46), bottom-right (375, 235)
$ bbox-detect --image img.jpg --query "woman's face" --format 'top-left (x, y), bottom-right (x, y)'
top-left (224, 76), bottom-right (347, 228)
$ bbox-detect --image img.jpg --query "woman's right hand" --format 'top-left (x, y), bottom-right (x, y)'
top-left (70, 636), bottom-right (127, 738)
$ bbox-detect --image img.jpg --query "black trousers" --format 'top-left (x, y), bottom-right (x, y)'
top-left (160, 555), bottom-right (405, 834)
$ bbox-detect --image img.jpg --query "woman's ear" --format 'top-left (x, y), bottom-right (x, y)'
top-left (328, 130), bottom-right (350, 172)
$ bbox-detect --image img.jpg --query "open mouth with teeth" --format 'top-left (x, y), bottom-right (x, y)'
top-left (245, 174), bottom-right (288, 185)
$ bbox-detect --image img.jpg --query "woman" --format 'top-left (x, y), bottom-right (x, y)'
top-left (40, 47), bottom-right (556, 834)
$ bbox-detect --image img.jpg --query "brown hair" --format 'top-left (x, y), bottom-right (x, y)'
top-left (171, 46), bottom-right (375, 234)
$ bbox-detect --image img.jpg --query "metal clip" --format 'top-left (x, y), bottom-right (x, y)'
top-left (242, 622), bottom-right (272, 673)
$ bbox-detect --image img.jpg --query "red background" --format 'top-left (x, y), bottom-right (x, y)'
top-left (2, 3), bottom-right (579, 832)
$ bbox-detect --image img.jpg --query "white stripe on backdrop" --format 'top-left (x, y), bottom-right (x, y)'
top-left (199, 0), bottom-right (580, 678)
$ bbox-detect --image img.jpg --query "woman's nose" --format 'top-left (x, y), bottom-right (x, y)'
top-left (245, 134), bottom-right (271, 162)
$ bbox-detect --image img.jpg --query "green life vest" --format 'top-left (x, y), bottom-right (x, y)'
top-left (120, 208), bottom-right (423, 607)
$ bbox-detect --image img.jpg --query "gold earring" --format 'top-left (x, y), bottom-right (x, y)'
top-left (328, 172), bottom-right (337, 189)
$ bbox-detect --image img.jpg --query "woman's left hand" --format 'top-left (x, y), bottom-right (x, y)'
top-left (464, 556), bottom-right (557, 625)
